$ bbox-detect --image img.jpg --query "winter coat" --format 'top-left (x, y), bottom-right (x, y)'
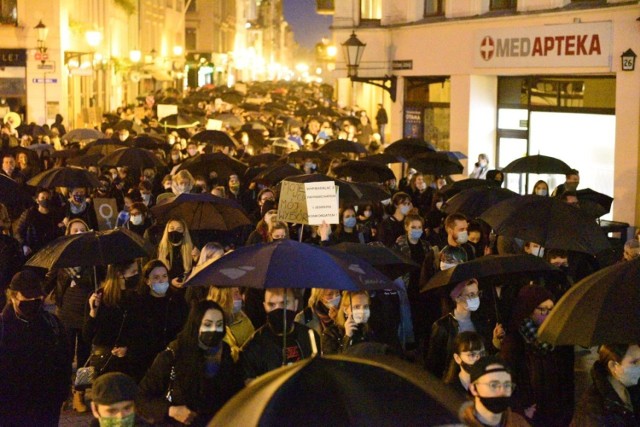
top-left (321, 323), bottom-right (373, 355)
top-left (571, 361), bottom-right (640, 427)
top-left (15, 206), bottom-right (62, 252)
top-left (52, 267), bottom-right (94, 329)
top-left (461, 403), bottom-right (531, 427)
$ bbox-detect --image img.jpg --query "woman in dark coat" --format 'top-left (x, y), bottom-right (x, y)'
top-left (500, 285), bottom-right (574, 426)
top-left (137, 300), bottom-right (243, 426)
top-left (571, 344), bottom-right (640, 426)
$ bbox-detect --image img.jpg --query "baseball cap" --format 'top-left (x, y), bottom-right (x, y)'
top-left (469, 355), bottom-right (511, 384)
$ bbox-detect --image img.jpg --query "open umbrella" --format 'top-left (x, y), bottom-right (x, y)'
top-left (409, 152), bottom-right (464, 176)
top-left (438, 178), bottom-right (501, 199)
top-left (287, 150), bottom-right (331, 163)
top-left (62, 128), bottom-right (106, 141)
top-left (332, 242), bottom-right (418, 280)
top-left (576, 188), bottom-right (613, 216)
top-left (213, 113), bottom-right (244, 129)
top-left (0, 174), bottom-right (33, 218)
top-left (191, 130), bottom-right (239, 148)
top-left (538, 257), bottom-right (640, 347)
top-left (384, 138), bottom-right (436, 159)
top-left (98, 147), bottom-right (166, 170)
top-left (113, 120), bottom-right (134, 131)
top-left (480, 195), bottom-right (611, 255)
top-left (27, 167), bottom-right (101, 189)
top-left (66, 154), bottom-right (103, 167)
top-left (442, 186), bottom-right (520, 218)
top-left (365, 153), bottom-right (407, 165)
top-left (133, 134), bottom-right (171, 151)
top-left (246, 153), bottom-right (282, 167)
top-left (502, 154), bottom-right (572, 175)
top-left (253, 164), bottom-right (303, 185)
top-left (176, 153), bottom-right (248, 179)
top-left (84, 139), bottom-right (129, 156)
top-left (211, 354), bottom-right (466, 427)
top-left (159, 114), bottom-right (200, 129)
top-left (278, 174), bottom-right (391, 206)
top-left (332, 160), bottom-right (396, 183)
top-left (150, 193), bottom-right (251, 231)
top-left (184, 239), bottom-right (396, 291)
top-left (319, 139), bottom-right (367, 155)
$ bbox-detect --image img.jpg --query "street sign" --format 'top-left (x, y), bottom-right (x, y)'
top-left (32, 78), bottom-right (57, 84)
top-left (37, 61), bottom-right (55, 72)
top-left (34, 52), bottom-right (49, 61)
top-left (392, 60), bottom-right (413, 70)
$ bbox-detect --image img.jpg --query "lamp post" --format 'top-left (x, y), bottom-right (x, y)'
top-left (341, 31), bottom-right (397, 102)
top-left (35, 20), bottom-right (49, 123)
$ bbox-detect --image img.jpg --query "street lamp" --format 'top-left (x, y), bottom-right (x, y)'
top-left (129, 49), bottom-right (142, 63)
top-left (341, 31), bottom-right (397, 102)
top-left (85, 30), bottom-right (102, 48)
top-left (35, 20), bottom-right (48, 64)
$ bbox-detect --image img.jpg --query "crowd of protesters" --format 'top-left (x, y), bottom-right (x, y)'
top-left (0, 81), bottom-right (639, 426)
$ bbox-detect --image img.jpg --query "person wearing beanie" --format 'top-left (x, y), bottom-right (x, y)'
top-left (246, 199), bottom-right (278, 245)
top-left (462, 355), bottom-right (530, 426)
top-left (500, 285), bottom-right (574, 426)
top-left (90, 372), bottom-right (142, 427)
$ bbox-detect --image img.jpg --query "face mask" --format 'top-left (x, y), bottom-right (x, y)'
top-left (532, 313), bottom-right (547, 326)
top-left (440, 262), bottom-right (457, 271)
top-left (533, 247), bottom-right (545, 258)
top-left (229, 183), bottom-right (240, 192)
top-left (304, 162), bottom-right (316, 171)
top-left (363, 210), bottom-right (372, 218)
top-left (326, 296), bottom-right (341, 309)
top-left (124, 274), bottom-right (139, 290)
top-left (266, 308), bottom-right (297, 334)
top-left (38, 199), bottom-right (50, 209)
top-left (141, 193), bottom-right (151, 203)
top-left (410, 229), bottom-right (423, 241)
top-left (351, 308), bottom-right (370, 324)
top-left (70, 201), bottom-right (87, 215)
top-left (168, 137), bottom-right (176, 145)
top-left (613, 363), bottom-right (640, 387)
top-left (435, 201), bottom-right (443, 210)
top-left (343, 217), bottom-right (357, 228)
top-left (535, 188), bottom-right (547, 196)
top-left (466, 297), bottom-right (480, 312)
top-left (129, 214), bottom-right (143, 226)
top-left (119, 134), bottom-right (128, 142)
top-left (151, 281), bottom-right (170, 296)
top-left (168, 230), bottom-right (183, 244)
top-left (456, 230), bottom-right (469, 245)
top-left (479, 160), bottom-right (488, 168)
top-left (192, 185), bottom-right (203, 194)
top-left (15, 298), bottom-right (43, 320)
top-left (565, 182), bottom-right (578, 191)
top-left (400, 205), bottom-right (411, 215)
top-left (199, 329), bottom-right (225, 348)
top-left (99, 412), bottom-right (136, 427)
top-left (232, 299), bottom-right (243, 314)
top-left (460, 360), bottom-right (474, 373)
top-left (98, 186), bottom-right (108, 194)
top-left (73, 195), bottom-right (84, 204)
top-left (478, 396), bottom-right (511, 414)
top-left (171, 154), bottom-right (180, 161)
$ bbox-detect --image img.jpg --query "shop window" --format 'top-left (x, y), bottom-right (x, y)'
top-left (186, 28), bottom-right (197, 51)
top-left (490, 0), bottom-right (516, 10)
top-left (360, 0), bottom-right (381, 21)
top-left (404, 77), bottom-right (450, 149)
top-left (424, 0), bottom-right (443, 17)
top-left (0, 0), bottom-right (17, 25)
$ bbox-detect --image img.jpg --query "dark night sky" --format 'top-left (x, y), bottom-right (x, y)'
top-left (282, 0), bottom-right (332, 50)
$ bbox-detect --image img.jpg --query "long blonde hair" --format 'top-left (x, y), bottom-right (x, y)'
top-left (157, 219), bottom-right (193, 274)
top-left (100, 263), bottom-right (132, 307)
top-left (207, 287), bottom-right (234, 321)
top-left (335, 290), bottom-right (370, 328)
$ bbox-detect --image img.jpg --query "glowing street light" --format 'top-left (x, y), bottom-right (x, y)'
top-left (85, 30), bottom-right (102, 48)
top-left (129, 49), bottom-right (142, 63)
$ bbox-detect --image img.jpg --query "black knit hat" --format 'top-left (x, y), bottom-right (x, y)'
top-left (92, 372), bottom-right (138, 405)
top-left (261, 199), bottom-right (277, 218)
top-left (9, 270), bottom-right (44, 298)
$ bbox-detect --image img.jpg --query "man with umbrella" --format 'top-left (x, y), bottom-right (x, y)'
top-left (240, 288), bottom-right (318, 384)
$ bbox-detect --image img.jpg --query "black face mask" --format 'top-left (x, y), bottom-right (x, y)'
top-left (478, 396), bottom-right (511, 414)
top-left (267, 308), bottom-right (297, 334)
top-left (199, 330), bottom-right (225, 348)
top-left (38, 199), bottom-right (50, 209)
top-left (124, 274), bottom-right (139, 290)
top-left (15, 298), bottom-right (43, 320)
top-left (168, 231), bottom-right (183, 245)
top-left (191, 185), bottom-right (203, 194)
top-left (460, 361), bottom-right (474, 373)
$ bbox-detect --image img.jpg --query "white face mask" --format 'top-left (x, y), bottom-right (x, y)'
top-left (436, 201), bottom-right (443, 210)
top-left (440, 261), bottom-right (457, 271)
top-left (456, 231), bottom-right (469, 245)
top-left (613, 363), bottom-right (640, 387)
top-left (351, 308), bottom-right (370, 324)
top-left (400, 205), bottom-right (411, 215)
top-left (151, 281), bottom-right (170, 296)
top-left (363, 210), bottom-right (372, 218)
top-left (232, 299), bottom-right (243, 314)
top-left (119, 134), bottom-right (128, 141)
top-left (533, 246), bottom-right (545, 258)
top-left (130, 215), bottom-right (143, 226)
top-left (535, 188), bottom-right (547, 196)
top-left (325, 296), bottom-right (341, 309)
top-left (466, 297), bottom-right (480, 312)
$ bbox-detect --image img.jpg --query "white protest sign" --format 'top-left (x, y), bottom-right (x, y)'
top-left (304, 182), bottom-right (339, 225)
top-left (157, 104), bottom-right (178, 121)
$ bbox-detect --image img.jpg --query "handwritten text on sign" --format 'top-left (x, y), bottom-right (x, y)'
top-left (278, 181), bottom-right (309, 224)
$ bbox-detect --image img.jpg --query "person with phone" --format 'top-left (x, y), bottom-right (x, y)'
top-left (321, 291), bottom-right (376, 355)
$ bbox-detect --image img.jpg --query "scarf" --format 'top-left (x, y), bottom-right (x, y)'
top-left (519, 317), bottom-right (554, 354)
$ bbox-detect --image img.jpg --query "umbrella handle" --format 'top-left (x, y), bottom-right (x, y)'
top-left (299, 224), bottom-right (303, 243)
top-left (93, 266), bottom-right (98, 292)
top-left (492, 285), bottom-right (501, 324)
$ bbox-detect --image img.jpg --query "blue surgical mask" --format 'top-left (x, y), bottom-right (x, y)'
top-left (400, 205), bottom-right (411, 215)
top-left (232, 299), bottom-right (243, 314)
top-left (151, 281), bottom-right (170, 295)
top-left (343, 217), bottom-right (357, 228)
top-left (410, 229), bottom-right (423, 240)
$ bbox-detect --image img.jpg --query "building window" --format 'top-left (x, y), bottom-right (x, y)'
top-left (404, 77), bottom-right (451, 149)
top-left (186, 28), bottom-right (197, 51)
top-left (360, 0), bottom-right (381, 20)
top-left (187, 0), bottom-right (196, 12)
top-left (424, 0), bottom-right (443, 17)
top-left (490, 0), bottom-right (516, 10)
top-left (0, 0), bottom-right (17, 25)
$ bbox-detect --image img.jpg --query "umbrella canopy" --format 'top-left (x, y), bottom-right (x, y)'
top-left (331, 242), bottom-right (418, 280)
top-left (27, 167), bottom-right (101, 189)
top-left (253, 164), bottom-right (303, 185)
top-left (576, 188), bottom-right (613, 216)
top-left (51, 148), bottom-right (82, 159)
top-left (184, 239), bottom-right (396, 291)
top-left (442, 186), bottom-right (520, 218)
top-left (26, 143), bottom-right (54, 157)
top-left (133, 134), bottom-right (170, 151)
top-left (502, 154), bottom-right (572, 175)
top-left (278, 174), bottom-right (391, 206)
top-left (113, 120), bottom-right (134, 131)
top-left (422, 254), bottom-right (562, 293)
top-left (0, 174), bottom-right (33, 218)
top-left (287, 150), bottom-right (331, 162)
top-left (246, 153), bottom-right (282, 167)
top-left (538, 257), bottom-right (640, 347)
top-left (438, 178), bottom-right (501, 199)
top-left (409, 152), bottom-right (464, 176)
top-left (62, 128), bottom-right (106, 141)
top-left (332, 160), bottom-right (396, 183)
top-left (98, 147), bottom-right (166, 170)
top-left (84, 139), bottom-right (129, 156)
top-left (150, 193), bottom-right (251, 231)
top-left (211, 354), bottom-right (465, 427)
top-left (365, 153), bottom-right (407, 164)
top-left (191, 130), bottom-right (239, 148)
top-left (212, 113), bottom-right (244, 129)
top-left (159, 114), bottom-right (200, 129)
top-left (66, 154), bottom-right (103, 167)
top-left (319, 139), bottom-right (367, 154)
top-left (384, 138), bottom-right (436, 159)
top-left (25, 228), bottom-right (149, 269)
top-left (480, 195), bottom-right (611, 255)
top-left (176, 153), bottom-right (248, 180)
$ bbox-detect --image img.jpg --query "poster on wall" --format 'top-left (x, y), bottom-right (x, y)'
top-left (404, 107), bottom-right (423, 139)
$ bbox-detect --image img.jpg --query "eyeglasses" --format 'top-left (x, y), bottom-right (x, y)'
top-left (475, 381), bottom-right (515, 392)
top-left (456, 291), bottom-right (482, 301)
top-left (535, 306), bottom-right (553, 315)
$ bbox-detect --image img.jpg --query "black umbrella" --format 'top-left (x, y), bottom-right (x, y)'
top-left (220, 91), bottom-right (244, 104)
top-left (133, 135), bottom-right (171, 151)
top-left (51, 148), bottom-right (82, 159)
top-left (234, 129), bottom-right (267, 150)
top-left (0, 174), bottom-right (33, 218)
top-left (319, 139), bottom-right (367, 155)
top-left (191, 130), bottom-right (239, 148)
top-left (246, 153), bottom-right (282, 167)
top-left (213, 113), bottom-right (243, 129)
top-left (332, 242), bottom-right (419, 279)
top-left (409, 152), bottom-right (464, 176)
top-left (365, 153), bottom-right (407, 164)
top-left (278, 174), bottom-right (391, 206)
top-left (576, 188), bottom-right (613, 216)
top-left (113, 120), bottom-right (134, 131)
top-left (159, 114), bottom-right (200, 129)
top-left (384, 138), bottom-right (436, 159)
top-left (26, 228), bottom-right (149, 270)
top-left (332, 160), bottom-right (396, 183)
top-left (538, 257), bottom-right (640, 346)
top-left (480, 195), bottom-right (611, 255)
top-left (150, 193), bottom-right (251, 231)
top-left (442, 186), bottom-right (520, 218)
top-left (27, 167), bottom-right (101, 189)
top-left (98, 147), bottom-right (166, 170)
top-left (502, 154), bottom-right (572, 175)
top-left (287, 150), bottom-right (332, 162)
top-left (176, 153), bottom-right (248, 180)
top-left (62, 128), bottom-right (106, 141)
top-left (211, 354), bottom-right (465, 427)
top-left (84, 139), bottom-right (129, 156)
top-left (438, 178), bottom-right (501, 199)
top-left (66, 154), bottom-right (103, 167)
top-left (253, 164), bottom-right (303, 185)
